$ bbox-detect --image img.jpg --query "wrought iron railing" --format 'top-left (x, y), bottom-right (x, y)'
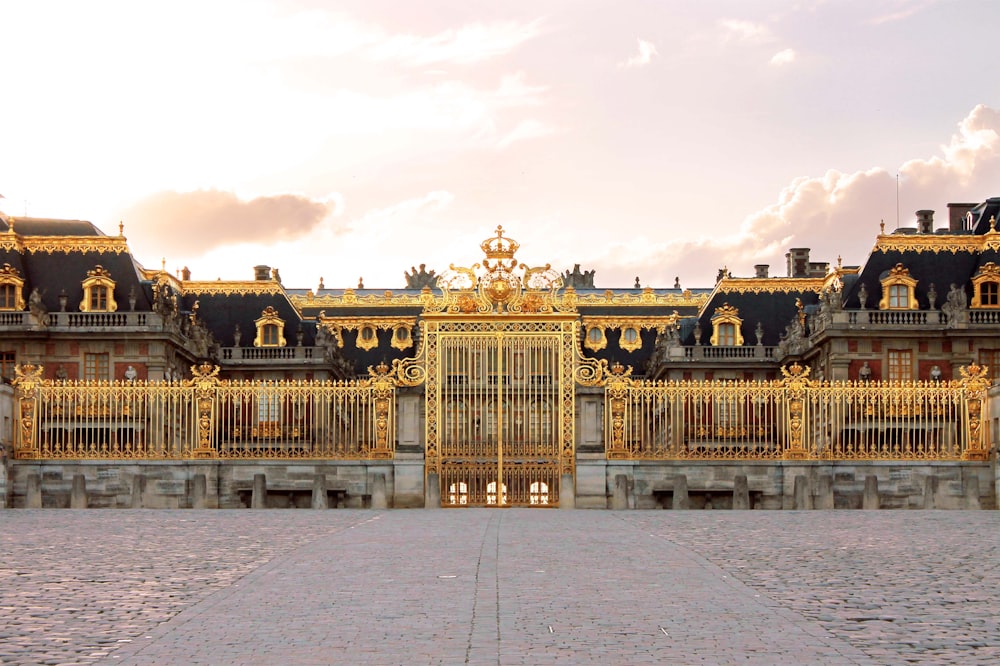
top-left (11, 363), bottom-right (396, 460)
top-left (599, 362), bottom-right (992, 462)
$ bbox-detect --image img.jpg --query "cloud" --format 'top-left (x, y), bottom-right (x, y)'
top-left (867, 0), bottom-right (937, 25)
top-left (122, 190), bottom-right (340, 258)
top-left (369, 19), bottom-right (545, 66)
top-left (719, 19), bottom-right (772, 43)
top-left (495, 119), bottom-right (556, 149)
top-left (769, 48), bottom-right (796, 66)
top-left (620, 38), bottom-right (659, 68)
top-left (591, 104), bottom-right (1000, 287)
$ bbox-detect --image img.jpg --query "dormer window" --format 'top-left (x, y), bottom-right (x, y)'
top-left (878, 264), bottom-right (918, 311)
top-left (583, 326), bottom-right (607, 352)
top-left (620, 326), bottom-right (641, 353)
top-left (253, 306), bottom-right (286, 347)
top-left (0, 264), bottom-right (25, 311)
top-left (710, 303), bottom-right (744, 346)
top-left (80, 265), bottom-right (118, 312)
top-left (971, 262), bottom-right (1000, 308)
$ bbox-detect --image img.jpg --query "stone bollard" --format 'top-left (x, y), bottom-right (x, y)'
top-left (425, 472), bottom-right (441, 509)
top-left (26, 473), bottom-right (42, 509)
top-left (793, 475), bottom-right (812, 510)
top-left (964, 475), bottom-right (981, 510)
top-left (251, 473), bottom-right (267, 509)
top-left (611, 474), bottom-right (629, 510)
top-left (559, 473), bottom-right (575, 509)
top-left (191, 474), bottom-right (208, 509)
top-left (70, 474), bottom-right (87, 509)
top-left (311, 474), bottom-right (328, 510)
top-left (816, 474), bottom-right (835, 510)
top-left (922, 475), bottom-right (938, 509)
top-left (862, 475), bottom-right (880, 510)
top-left (371, 473), bottom-right (388, 509)
top-left (673, 474), bottom-right (689, 510)
top-left (130, 474), bottom-right (146, 509)
top-left (733, 474), bottom-right (750, 510)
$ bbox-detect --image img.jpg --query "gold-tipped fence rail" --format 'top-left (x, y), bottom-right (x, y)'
top-left (11, 362), bottom-right (397, 461)
top-left (602, 362), bottom-right (992, 462)
top-left (10, 361), bottom-right (992, 462)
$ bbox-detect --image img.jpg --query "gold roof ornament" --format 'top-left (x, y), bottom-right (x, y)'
top-left (433, 226), bottom-right (566, 314)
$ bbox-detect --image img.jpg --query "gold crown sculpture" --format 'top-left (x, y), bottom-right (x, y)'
top-left (480, 225), bottom-right (520, 262)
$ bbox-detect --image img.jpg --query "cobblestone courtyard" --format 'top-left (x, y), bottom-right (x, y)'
top-left (0, 510), bottom-right (997, 665)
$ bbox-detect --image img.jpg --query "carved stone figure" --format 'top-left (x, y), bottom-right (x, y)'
top-left (128, 285), bottom-right (137, 311)
top-left (754, 322), bottom-right (764, 346)
top-left (673, 276), bottom-right (681, 289)
top-left (28, 288), bottom-right (49, 327)
top-left (942, 283), bottom-right (969, 326)
top-left (930, 365), bottom-right (943, 381)
top-left (124, 365), bottom-right (138, 382)
top-left (405, 264), bottom-right (438, 289)
top-left (561, 264), bottom-right (596, 289)
top-left (55, 364), bottom-right (68, 380)
top-left (927, 283), bottom-right (937, 310)
top-left (233, 324), bottom-right (242, 347)
top-left (857, 283), bottom-right (868, 310)
top-left (858, 361), bottom-right (872, 381)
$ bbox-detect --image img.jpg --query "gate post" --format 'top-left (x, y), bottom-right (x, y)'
top-left (367, 363), bottom-right (395, 460)
top-left (958, 362), bottom-right (991, 461)
top-left (605, 362), bottom-right (634, 460)
top-left (780, 363), bottom-right (815, 460)
top-left (11, 364), bottom-right (45, 459)
top-left (187, 363), bottom-right (220, 459)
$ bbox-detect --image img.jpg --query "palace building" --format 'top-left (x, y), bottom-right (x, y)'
top-left (0, 202), bottom-right (997, 510)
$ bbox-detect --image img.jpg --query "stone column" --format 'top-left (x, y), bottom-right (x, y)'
top-left (425, 472), bottom-right (441, 509)
top-left (793, 475), bottom-right (812, 510)
top-left (559, 473), bottom-right (575, 509)
top-left (733, 474), bottom-right (750, 510)
top-left (311, 474), bottom-right (328, 509)
top-left (251, 473), bottom-right (267, 509)
top-left (371, 473), bottom-right (388, 509)
top-left (922, 475), bottom-right (938, 509)
top-left (26, 473), bottom-right (42, 509)
top-left (673, 474), bottom-right (689, 510)
top-left (70, 474), bottom-right (87, 509)
top-left (191, 474), bottom-right (208, 509)
top-left (964, 475), bottom-right (981, 510)
top-left (130, 474), bottom-right (146, 509)
top-left (862, 475), bottom-right (880, 510)
top-left (816, 474), bottom-right (835, 510)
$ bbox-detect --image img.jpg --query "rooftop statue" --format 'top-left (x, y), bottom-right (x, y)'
top-left (405, 264), bottom-right (438, 289)
top-left (562, 264), bottom-right (595, 289)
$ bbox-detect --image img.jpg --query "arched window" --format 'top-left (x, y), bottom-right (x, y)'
top-left (253, 306), bottom-right (286, 347)
top-left (529, 481), bottom-right (549, 505)
top-left (620, 326), bottom-right (641, 352)
top-left (80, 265), bottom-right (117, 313)
top-left (486, 481), bottom-right (507, 505)
top-left (971, 262), bottom-right (1000, 308)
top-left (0, 264), bottom-right (25, 311)
top-left (710, 303), bottom-right (744, 346)
top-left (878, 264), bottom-right (918, 311)
top-left (584, 326), bottom-right (607, 351)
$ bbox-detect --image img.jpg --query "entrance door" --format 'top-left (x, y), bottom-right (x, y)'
top-left (437, 332), bottom-right (562, 506)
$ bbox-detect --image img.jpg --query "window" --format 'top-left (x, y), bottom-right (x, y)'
top-left (888, 284), bottom-right (908, 309)
top-left (486, 481), bottom-right (507, 505)
top-left (620, 327), bottom-right (642, 352)
top-left (529, 481), bottom-right (549, 505)
top-left (356, 325), bottom-right (378, 351)
top-left (971, 263), bottom-right (1000, 308)
top-left (448, 481), bottom-right (468, 505)
top-left (978, 350), bottom-right (1000, 384)
top-left (84, 353), bottom-right (110, 381)
top-left (0, 264), bottom-right (25, 311)
top-left (0, 351), bottom-right (15, 381)
top-left (253, 306), bottom-right (286, 347)
top-left (878, 263), bottom-right (918, 311)
top-left (391, 325), bottom-right (413, 351)
top-left (710, 303), bottom-right (744, 346)
top-left (717, 323), bottom-right (736, 346)
top-left (887, 349), bottom-right (913, 382)
top-left (584, 326), bottom-right (607, 351)
top-left (80, 265), bottom-right (117, 312)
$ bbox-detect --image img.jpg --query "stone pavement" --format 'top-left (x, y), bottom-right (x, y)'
top-left (0, 510), bottom-right (996, 665)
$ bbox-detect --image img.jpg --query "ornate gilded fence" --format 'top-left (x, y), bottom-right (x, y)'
top-left (11, 363), bottom-right (396, 460)
top-left (601, 362), bottom-right (992, 461)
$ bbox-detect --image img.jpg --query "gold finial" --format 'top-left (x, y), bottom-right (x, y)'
top-left (837, 254), bottom-right (842, 268)
top-left (990, 215), bottom-right (997, 232)
top-left (161, 257), bottom-right (166, 271)
top-left (880, 219), bottom-right (885, 234)
top-left (119, 220), bottom-right (124, 236)
top-left (7, 217), bottom-right (14, 234)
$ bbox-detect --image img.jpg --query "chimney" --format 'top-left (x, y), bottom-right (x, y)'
top-left (947, 203), bottom-right (976, 232)
top-left (254, 265), bottom-right (270, 281)
top-left (785, 248), bottom-right (810, 278)
top-left (754, 264), bottom-right (769, 278)
top-left (915, 210), bottom-right (934, 234)
top-left (181, 266), bottom-right (191, 281)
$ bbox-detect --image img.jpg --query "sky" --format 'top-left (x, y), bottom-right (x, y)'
top-left (4, 0), bottom-right (1000, 291)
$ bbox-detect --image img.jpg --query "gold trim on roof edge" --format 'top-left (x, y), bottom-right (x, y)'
top-left (0, 234), bottom-right (130, 255)
top-left (714, 277), bottom-right (826, 295)
top-left (873, 229), bottom-right (1000, 255)
top-left (291, 289), bottom-right (709, 310)
top-left (182, 281), bottom-right (285, 296)
top-left (581, 315), bottom-right (681, 333)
